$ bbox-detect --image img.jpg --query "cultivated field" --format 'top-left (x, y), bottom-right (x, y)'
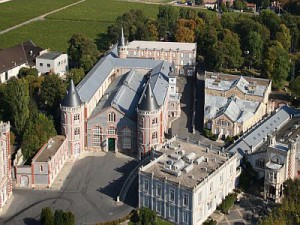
top-left (0, 0), bottom-right (79, 31)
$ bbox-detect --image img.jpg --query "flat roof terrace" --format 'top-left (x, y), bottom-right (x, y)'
top-left (140, 140), bottom-right (233, 189)
top-left (34, 135), bottom-right (66, 162)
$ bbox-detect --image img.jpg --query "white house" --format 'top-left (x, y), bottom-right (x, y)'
top-left (0, 40), bottom-right (45, 83)
top-left (36, 52), bottom-right (68, 75)
top-left (139, 140), bottom-right (237, 225)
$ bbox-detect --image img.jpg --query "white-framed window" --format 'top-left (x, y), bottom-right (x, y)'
top-left (108, 112), bottom-right (116, 122)
top-left (122, 127), bottom-right (132, 149)
top-left (156, 201), bottom-right (161, 214)
top-left (183, 211), bottom-right (189, 224)
top-left (40, 63), bottom-right (43, 67)
top-left (183, 194), bottom-right (189, 207)
top-left (152, 132), bottom-right (158, 140)
top-left (152, 117), bottom-right (158, 125)
top-left (181, 53), bottom-right (184, 58)
top-left (144, 196), bottom-right (149, 207)
top-left (107, 126), bottom-right (116, 135)
top-left (144, 179), bottom-right (149, 192)
top-left (74, 128), bottom-right (80, 140)
top-left (92, 125), bottom-right (102, 147)
top-left (47, 64), bottom-right (50, 67)
top-left (170, 189), bottom-right (175, 202)
top-left (74, 114), bottom-right (80, 121)
top-left (220, 173), bottom-right (223, 184)
top-left (198, 191), bottom-right (202, 205)
top-left (210, 182), bottom-right (213, 193)
top-left (169, 205), bottom-right (175, 219)
top-left (156, 183), bottom-right (162, 197)
top-left (207, 200), bottom-right (212, 210)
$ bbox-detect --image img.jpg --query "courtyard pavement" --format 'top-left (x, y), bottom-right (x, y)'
top-left (0, 152), bottom-right (139, 225)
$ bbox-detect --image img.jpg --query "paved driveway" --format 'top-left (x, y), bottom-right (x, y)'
top-left (0, 152), bottom-right (138, 225)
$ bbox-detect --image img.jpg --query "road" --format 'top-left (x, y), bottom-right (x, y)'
top-left (0, 0), bottom-right (86, 34)
top-left (0, 152), bottom-right (139, 225)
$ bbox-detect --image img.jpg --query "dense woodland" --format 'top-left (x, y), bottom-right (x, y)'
top-left (1, 6), bottom-right (300, 163)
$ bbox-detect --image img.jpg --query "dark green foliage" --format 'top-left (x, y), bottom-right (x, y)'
top-left (54, 210), bottom-right (65, 225)
top-left (39, 74), bottom-right (66, 113)
top-left (18, 67), bottom-right (38, 78)
top-left (5, 78), bottom-right (30, 137)
top-left (66, 68), bottom-right (85, 85)
top-left (289, 76), bottom-right (300, 97)
top-left (260, 179), bottom-right (300, 225)
top-left (41, 207), bottom-right (54, 225)
top-left (138, 208), bottom-right (157, 225)
top-left (203, 128), bottom-right (218, 141)
top-left (232, 0), bottom-right (247, 10)
top-left (218, 193), bottom-right (237, 214)
top-left (67, 33), bottom-right (99, 72)
top-left (21, 113), bottom-right (56, 159)
top-left (225, 136), bottom-right (234, 143)
top-left (203, 218), bottom-right (217, 225)
top-left (157, 5), bottom-right (179, 40)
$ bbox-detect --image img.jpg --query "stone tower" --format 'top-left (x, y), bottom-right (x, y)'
top-left (61, 80), bottom-right (85, 158)
top-left (137, 82), bottom-right (161, 159)
top-left (118, 28), bottom-right (127, 59)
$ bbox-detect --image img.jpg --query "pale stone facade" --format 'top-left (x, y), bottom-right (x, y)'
top-left (139, 140), bottom-right (237, 225)
top-left (204, 72), bottom-right (273, 138)
top-left (0, 122), bottom-right (12, 211)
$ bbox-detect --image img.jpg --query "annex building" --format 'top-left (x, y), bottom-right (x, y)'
top-left (60, 32), bottom-right (186, 159)
top-left (0, 122), bottom-right (12, 211)
top-left (139, 139), bottom-right (237, 225)
top-left (204, 71), bottom-right (273, 138)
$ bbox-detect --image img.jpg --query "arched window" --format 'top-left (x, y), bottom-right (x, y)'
top-left (152, 117), bottom-right (158, 125)
top-left (122, 127), bottom-right (132, 149)
top-left (108, 112), bottom-right (116, 122)
top-left (152, 132), bottom-right (158, 140)
top-left (74, 114), bottom-right (80, 121)
top-left (92, 125), bottom-right (102, 147)
top-left (107, 126), bottom-right (117, 135)
top-left (139, 117), bottom-right (144, 126)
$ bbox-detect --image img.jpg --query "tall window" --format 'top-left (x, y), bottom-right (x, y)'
top-left (170, 206), bottom-right (175, 219)
top-left (122, 127), bottom-right (132, 149)
top-left (183, 211), bottom-right (189, 224)
top-left (152, 132), bottom-right (158, 140)
top-left (170, 189), bottom-right (175, 202)
top-left (156, 183), bottom-right (162, 197)
top-left (139, 117), bottom-right (144, 126)
top-left (156, 201), bottom-right (161, 214)
top-left (40, 165), bottom-right (44, 172)
top-left (107, 126), bottom-right (117, 135)
top-left (144, 179), bottom-right (149, 192)
top-left (152, 117), bottom-right (158, 125)
top-left (183, 194), bottom-right (189, 207)
top-left (92, 125), bottom-right (102, 147)
top-left (198, 191), bottom-right (202, 205)
top-left (74, 128), bottom-right (80, 140)
top-left (108, 112), bottom-right (116, 122)
top-left (74, 114), bottom-right (80, 121)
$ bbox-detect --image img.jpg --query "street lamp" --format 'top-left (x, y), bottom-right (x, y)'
top-left (244, 50), bottom-right (250, 70)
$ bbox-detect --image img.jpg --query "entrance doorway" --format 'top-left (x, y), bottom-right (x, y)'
top-left (108, 138), bottom-right (115, 152)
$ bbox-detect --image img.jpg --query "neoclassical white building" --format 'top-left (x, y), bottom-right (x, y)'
top-left (139, 140), bottom-right (237, 225)
top-left (60, 33), bottom-right (182, 159)
top-left (0, 122), bottom-right (12, 211)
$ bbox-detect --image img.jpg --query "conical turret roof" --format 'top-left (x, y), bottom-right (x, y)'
top-left (61, 80), bottom-right (83, 107)
top-left (138, 82), bottom-right (159, 111)
top-left (119, 27), bottom-right (125, 47)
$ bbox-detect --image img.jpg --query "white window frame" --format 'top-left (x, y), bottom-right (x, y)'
top-left (183, 193), bottom-right (189, 207)
top-left (170, 189), bottom-right (175, 202)
top-left (156, 183), bottom-right (162, 197)
top-left (144, 179), bottom-right (149, 192)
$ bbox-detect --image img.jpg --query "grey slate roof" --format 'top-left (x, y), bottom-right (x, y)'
top-left (37, 52), bottom-right (61, 60)
top-left (138, 82), bottom-right (159, 111)
top-left (228, 106), bottom-right (295, 162)
top-left (61, 80), bottom-right (83, 107)
top-left (76, 45), bottom-right (168, 103)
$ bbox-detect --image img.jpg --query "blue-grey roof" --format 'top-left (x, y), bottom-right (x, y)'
top-left (61, 80), bottom-right (83, 107)
top-left (228, 106), bottom-right (294, 162)
top-left (138, 82), bottom-right (159, 111)
top-left (77, 45), bottom-right (167, 103)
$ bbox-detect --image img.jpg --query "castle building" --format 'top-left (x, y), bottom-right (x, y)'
top-left (139, 140), bottom-right (237, 225)
top-left (61, 32), bottom-right (182, 159)
top-left (204, 71), bottom-right (273, 138)
top-left (124, 39), bottom-right (196, 76)
top-left (0, 122), bottom-right (12, 211)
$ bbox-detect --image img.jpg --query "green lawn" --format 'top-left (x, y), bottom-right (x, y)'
top-left (46, 0), bottom-right (160, 21)
top-left (0, 0), bottom-right (79, 31)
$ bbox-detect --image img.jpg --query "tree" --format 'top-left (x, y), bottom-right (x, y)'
top-left (245, 31), bottom-right (264, 69)
top-left (175, 19), bottom-right (196, 42)
top-left (157, 5), bottom-right (179, 40)
top-left (195, 0), bottom-right (203, 5)
top-left (39, 74), bottom-right (66, 113)
top-left (53, 209), bottom-right (75, 225)
top-left (67, 34), bottom-right (99, 72)
top-left (5, 78), bottom-right (30, 137)
top-left (276, 24), bottom-right (292, 51)
top-left (24, 75), bottom-right (44, 98)
top-left (258, 10), bottom-right (281, 39)
top-left (66, 68), bottom-right (85, 86)
top-left (41, 207), bottom-right (54, 225)
top-left (289, 76), bottom-right (300, 97)
top-left (233, 0), bottom-right (247, 10)
top-left (138, 208), bottom-right (157, 225)
top-left (18, 67), bottom-right (38, 78)
top-left (262, 41), bottom-right (290, 89)
top-left (21, 113), bottom-right (56, 159)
